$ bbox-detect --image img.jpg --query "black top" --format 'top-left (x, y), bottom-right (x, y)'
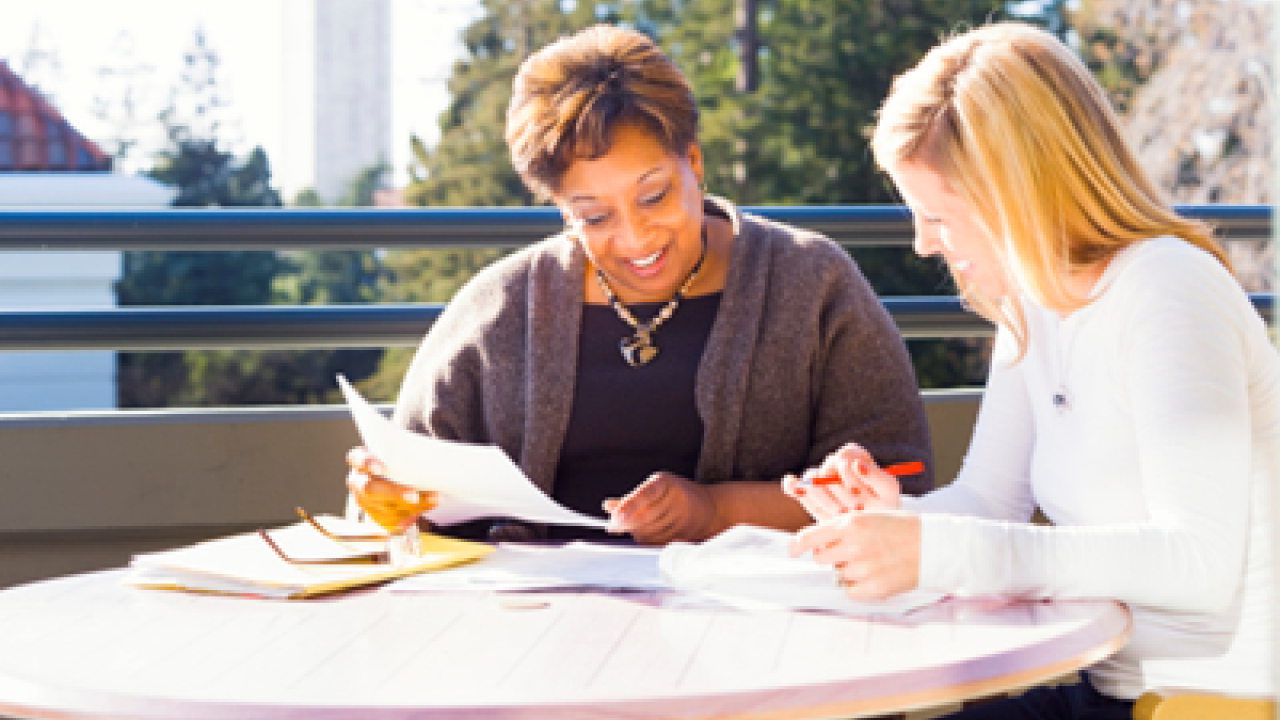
top-left (547, 292), bottom-right (723, 541)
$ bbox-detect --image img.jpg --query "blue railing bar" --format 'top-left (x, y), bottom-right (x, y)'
top-left (0, 205), bottom-right (1267, 251)
top-left (0, 305), bottom-right (445, 352)
top-left (0, 295), bottom-right (1270, 352)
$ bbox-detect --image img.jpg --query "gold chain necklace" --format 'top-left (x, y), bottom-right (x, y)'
top-left (594, 228), bottom-right (708, 367)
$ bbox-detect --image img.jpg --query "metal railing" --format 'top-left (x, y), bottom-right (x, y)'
top-left (0, 205), bottom-right (1270, 350)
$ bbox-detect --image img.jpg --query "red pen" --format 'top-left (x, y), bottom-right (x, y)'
top-left (808, 460), bottom-right (925, 485)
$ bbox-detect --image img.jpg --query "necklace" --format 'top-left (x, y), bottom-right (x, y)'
top-left (594, 228), bottom-right (708, 368)
top-left (1051, 316), bottom-right (1076, 414)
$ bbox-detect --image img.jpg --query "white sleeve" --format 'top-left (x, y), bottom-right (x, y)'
top-left (912, 254), bottom-right (1252, 614)
top-left (902, 324), bottom-right (1037, 522)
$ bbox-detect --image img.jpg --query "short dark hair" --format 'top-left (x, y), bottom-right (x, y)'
top-left (506, 24), bottom-right (699, 199)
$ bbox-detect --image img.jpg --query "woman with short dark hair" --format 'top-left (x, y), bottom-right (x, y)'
top-left (348, 24), bottom-right (932, 545)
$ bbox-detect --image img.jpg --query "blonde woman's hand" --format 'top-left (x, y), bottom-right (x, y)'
top-left (345, 447), bottom-right (438, 533)
top-left (788, 511), bottom-right (922, 601)
top-left (782, 443), bottom-right (903, 522)
top-left (603, 471), bottom-right (719, 546)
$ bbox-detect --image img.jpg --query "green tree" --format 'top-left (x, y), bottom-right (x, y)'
top-left (148, 142), bottom-right (282, 208)
top-left (292, 186), bottom-right (325, 207)
top-left (338, 160), bottom-right (392, 208)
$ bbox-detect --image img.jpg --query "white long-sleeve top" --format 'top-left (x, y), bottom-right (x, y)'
top-left (904, 237), bottom-right (1277, 699)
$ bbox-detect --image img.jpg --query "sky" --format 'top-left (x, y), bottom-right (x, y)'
top-left (0, 0), bottom-right (480, 199)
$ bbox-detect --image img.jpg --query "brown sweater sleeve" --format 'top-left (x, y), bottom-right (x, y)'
top-left (807, 240), bottom-right (935, 494)
top-left (707, 212), bottom-right (934, 496)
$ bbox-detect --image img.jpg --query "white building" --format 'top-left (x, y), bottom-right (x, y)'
top-left (0, 174), bottom-right (175, 412)
top-left (315, 0), bottom-right (392, 204)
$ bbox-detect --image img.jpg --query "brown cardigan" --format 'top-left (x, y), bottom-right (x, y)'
top-left (393, 197), bottom-right (934, 508)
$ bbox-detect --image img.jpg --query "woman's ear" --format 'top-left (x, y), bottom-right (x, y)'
top-left (686, 142), bottom-right (706, 189)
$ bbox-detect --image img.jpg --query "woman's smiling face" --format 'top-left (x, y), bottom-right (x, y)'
top-left (887, 159), bottom-right (1014, 300)
top-left (554, 123), bottom-right (706, 304)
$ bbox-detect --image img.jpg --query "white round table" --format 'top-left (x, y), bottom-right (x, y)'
top-left (0, 569), bottom-right (1130, 719)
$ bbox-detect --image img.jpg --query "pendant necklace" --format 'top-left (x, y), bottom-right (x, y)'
top-left (594, 228), bottom-right (708, 368)
top-left (1052, 317), bottom-right (1075, 415)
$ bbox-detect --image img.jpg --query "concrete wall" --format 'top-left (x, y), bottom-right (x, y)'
top-left (0, 390), bottom-right (981, 589)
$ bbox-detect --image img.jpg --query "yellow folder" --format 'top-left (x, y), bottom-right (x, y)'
top-left (127, 516), bottom-right (493, 599)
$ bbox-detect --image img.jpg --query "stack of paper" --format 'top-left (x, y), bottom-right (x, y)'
top-left (387, 526), bottom-right (941, 618)
top-left (388, 542), bottom-right (663, 593)
top-left (128, 516), bottom-right (492, 599)
top-left (660, 525), bottom-right (944, 616)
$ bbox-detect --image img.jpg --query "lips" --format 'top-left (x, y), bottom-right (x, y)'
top-left (632, 248), bottom-right (663, 268)
top-left (624, 246), bottom-right (669, 278)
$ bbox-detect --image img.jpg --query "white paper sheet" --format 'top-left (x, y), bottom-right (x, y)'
top-left (660, 525), bottom-right (945, 616)
top-left (338, 375), bottom-right (608, 528)
top-left (388, 542), bottom-right (663, 593)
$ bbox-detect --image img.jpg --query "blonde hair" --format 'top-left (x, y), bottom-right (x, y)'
top-left (871, 22), bottom-right (1229, 358)
top-left (506, 25), bottom-right (698, 200)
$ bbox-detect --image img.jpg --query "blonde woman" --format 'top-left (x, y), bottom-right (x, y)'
top-left (785, 22), bottom-right (1277, 717)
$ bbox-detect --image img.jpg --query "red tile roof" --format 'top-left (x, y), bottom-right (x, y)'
top-left (0, 60), bottom-right (111, 172)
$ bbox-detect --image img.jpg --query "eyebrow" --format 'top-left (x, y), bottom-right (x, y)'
top-left (568, 166), bottom-right (667, 203)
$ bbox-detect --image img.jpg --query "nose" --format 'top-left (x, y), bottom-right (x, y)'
top-left (613, 207), bottom-right (658, 253)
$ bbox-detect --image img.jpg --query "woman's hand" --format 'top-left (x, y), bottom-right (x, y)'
top-left (345, 447), bottom-right (438, 533)
top-left (788, 511), bottom-right (922, 601)
top-left (782, 444), bottom-right (902, 522)
top-left (604, 472), bottom-right (720, 546)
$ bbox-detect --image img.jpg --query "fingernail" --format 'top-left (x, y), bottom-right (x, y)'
top-left (794, 487), bottom-right (807, 497)
top-left (855, 460), bottom-right (867, 475)
top-left (855, 503), bottom-right (864, 512)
